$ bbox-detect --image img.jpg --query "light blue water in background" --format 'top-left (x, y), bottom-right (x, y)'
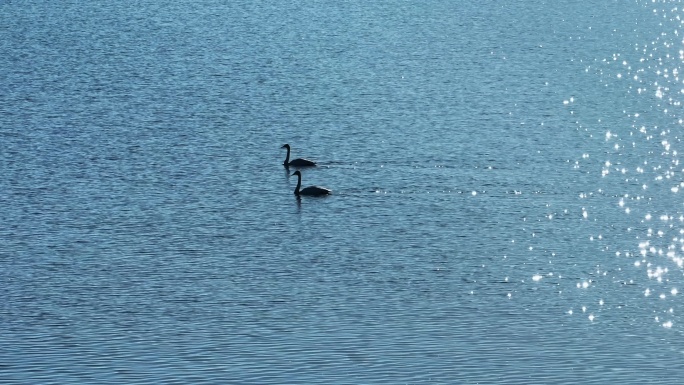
top-left (2, 1), bottom-right (684, 383)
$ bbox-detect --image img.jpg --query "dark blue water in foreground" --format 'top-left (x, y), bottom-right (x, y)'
top-left (3, 1), bottom-right (684, 383)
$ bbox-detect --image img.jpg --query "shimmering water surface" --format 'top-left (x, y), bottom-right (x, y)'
top-left (3, 1), bottom-right (684, 383)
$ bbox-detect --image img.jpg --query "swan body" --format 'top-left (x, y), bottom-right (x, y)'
top-left (281, 144), bottom-right (316, 167)
top-left (291, 170), bottom-right (331, 196)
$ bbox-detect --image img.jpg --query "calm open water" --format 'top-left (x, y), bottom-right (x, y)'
top-left (2, 1), bottom-right (684, 383)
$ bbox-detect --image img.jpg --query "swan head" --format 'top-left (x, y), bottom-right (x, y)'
top-left (281, 144), bottom-right (290, 150)
top-left (291, 170), bottom-right (302, 177)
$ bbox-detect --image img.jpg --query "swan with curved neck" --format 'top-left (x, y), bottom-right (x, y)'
top-left (281, 144), bottom-right (316, 168)
top-left (291, 170), bottom-right (331, 196)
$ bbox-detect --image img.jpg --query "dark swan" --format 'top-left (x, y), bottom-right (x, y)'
top-left (291, 170), bottom-right (331, 196)
top-left (281, 144), bottom-right (316, 167)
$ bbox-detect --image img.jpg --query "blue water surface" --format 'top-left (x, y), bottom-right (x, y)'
top-left (2, 1), bottom-right (684, 383)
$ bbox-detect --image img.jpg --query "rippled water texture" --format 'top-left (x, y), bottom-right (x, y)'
top-left (3, 1), bottom-right (684, 383)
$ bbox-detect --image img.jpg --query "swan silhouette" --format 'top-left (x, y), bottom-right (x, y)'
top-left (281, 144), bottom-right (316, 168)
top-left (291, 170), bottom-right (331, 196)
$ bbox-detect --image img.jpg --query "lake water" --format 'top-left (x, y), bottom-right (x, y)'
top-left (2, 0), bottom-right (684, 383)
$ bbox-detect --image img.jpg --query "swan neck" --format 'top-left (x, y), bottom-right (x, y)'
top-left (294, 173), bottom-right (302, 195)
top-left (283, 147), bottom-right (291, 165)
